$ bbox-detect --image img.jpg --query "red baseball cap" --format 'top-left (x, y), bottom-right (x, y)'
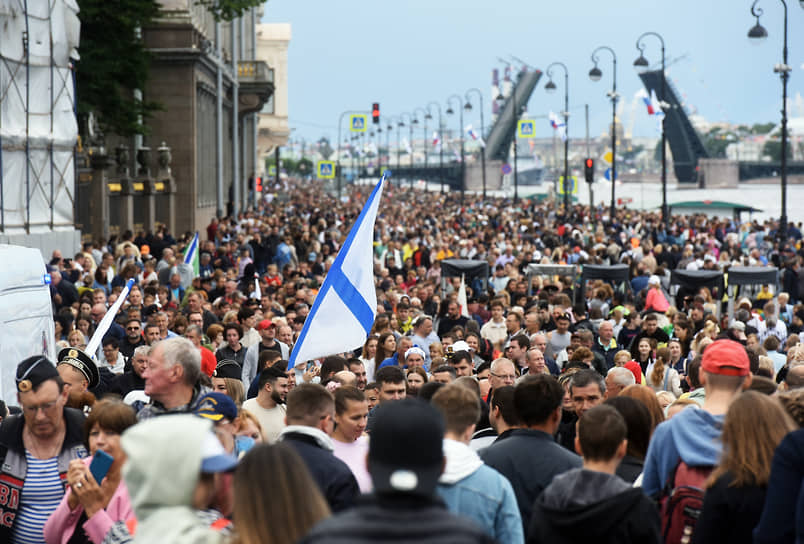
top-left (256, 319), bottom-right (276, 331)
top-left (701, 339), bottom-right (750, 377)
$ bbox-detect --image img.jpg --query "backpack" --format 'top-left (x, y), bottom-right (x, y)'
top-left (659, 459), bottom-right (713, 544)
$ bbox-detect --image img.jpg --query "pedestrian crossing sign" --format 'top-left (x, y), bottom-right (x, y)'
top-left (350, 115), bottom-right (367, 132)
top-left (518, 120), bottom-right (536, 138)
top-left (558, 176), bottom-right (578, 194)
top-left (317, 161), bottom-right (335, 179)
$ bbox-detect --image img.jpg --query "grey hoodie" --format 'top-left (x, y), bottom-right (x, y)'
top-left (122, 415), bottom-right (225, 544)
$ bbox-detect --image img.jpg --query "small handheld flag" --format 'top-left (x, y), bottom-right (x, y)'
top-left (183, 232), bottom-right (200, 278)
top-left (288, 173), bottom-right (387, 369)
top-left (86, 278), bottom-right (136, 358)
top-left (457, 275), bottom-right (469, 318)
top-left (465, 124), bottom-right (486, 148)
top-left (549, 111), bottom-right (567, 142)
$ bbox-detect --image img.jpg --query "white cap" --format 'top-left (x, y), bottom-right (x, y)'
top-left (648, 275), bottom-right (661, 286)
top-left (451, 340), bottom-right (471, 353)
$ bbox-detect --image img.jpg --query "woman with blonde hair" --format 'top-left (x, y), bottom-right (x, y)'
top-left (692, 392), bottom-right (796, 544)
top-left (645, 347), bottom-right (683, 397)
top-left (230, 443), bottom-right (330, 544)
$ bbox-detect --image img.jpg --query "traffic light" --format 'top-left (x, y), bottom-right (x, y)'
top-left (584, 158), bottom-right (595, 183)
top-left (372, 102), bottom-right (380, 125)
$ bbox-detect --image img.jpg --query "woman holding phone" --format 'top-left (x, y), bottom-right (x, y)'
top-left (44, 399), bottom-right (137, 544)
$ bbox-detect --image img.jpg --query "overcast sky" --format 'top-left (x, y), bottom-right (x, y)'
top-left (262, 0), bottom-right (804, 144)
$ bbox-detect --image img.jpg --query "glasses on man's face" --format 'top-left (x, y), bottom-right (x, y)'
top-left (490, 371), bottom-right (516, 382)
top-left (22, 399), bottom-right (60, 415)
top-left (127, 326), bottom-right (140, 331)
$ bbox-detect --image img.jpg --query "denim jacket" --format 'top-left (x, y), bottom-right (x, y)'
top-left (436, 438), bottom-right (524, 544)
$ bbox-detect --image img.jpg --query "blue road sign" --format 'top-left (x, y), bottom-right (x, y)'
top-left (502, 163), bottom-right (512, 174)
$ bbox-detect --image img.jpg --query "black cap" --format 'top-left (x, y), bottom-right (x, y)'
top-left (368, 399), bottom-right (444, 497)
top-left (213, 360), bottom-right (242, 380)
top-left (57, 347), bottom-right (100, 389)
top-left (16, 356), bottom-right (60, 393)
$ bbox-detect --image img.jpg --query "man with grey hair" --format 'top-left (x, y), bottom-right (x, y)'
top-left (138, 337), bottom-right (207, 420)
top-left (110, 345), bottom-right (150, 398)
top-left (605, 366), bottom-right (635, 399)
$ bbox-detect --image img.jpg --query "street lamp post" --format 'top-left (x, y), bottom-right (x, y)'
top-left (545, 62), bottom-right (570, 217)
top-left (447, 94), bottom-right (465, 202)
top-left (398, 113), bottom-right (413, 187)
top-left (427, 102), bottom-right (444, 193)
top-left (385, 118), bottom-right (394, 179)
top-left (589, 46), bottom-right (619, 222)
top-left (748, 0), bottom-right (797, 242)
top-left (415, 108), bottom-right (428, 189)
top-left (634, 32), bottom-right (667, 228)
top-left (465, 88), bottom-right (487, 200)
top-left (409, 113), bottom-right (418, 188)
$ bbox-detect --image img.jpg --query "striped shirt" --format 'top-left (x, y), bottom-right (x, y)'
top-left (12, 453), bottom-right (64, 544)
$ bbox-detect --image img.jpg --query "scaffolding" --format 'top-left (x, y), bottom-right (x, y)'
top-left (0, 0), bottom-right (79, 233)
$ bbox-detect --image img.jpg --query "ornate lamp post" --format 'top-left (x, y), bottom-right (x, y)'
top-left (589, 46), bottom-right (619, 221)
top-left (545, 62), bottom-right (570, 216)
top-left (465, 88), bottom-right (487, 200)
top-left (748, 0), bottom-right (798, 241)
top-left (634, 32), bottom-right (668, 227)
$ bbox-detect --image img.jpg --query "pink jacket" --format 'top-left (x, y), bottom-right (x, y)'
top-left (43, 458), bottom-right (133, 544)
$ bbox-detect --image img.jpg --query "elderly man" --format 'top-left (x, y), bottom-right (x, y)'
top-left (592, 320), bottom-right (619, 370)
top-left (0, 356), bottom-right (88, 542)
top-left (525, 347), bottom-right (560, 376)
top-left (378, 336), bottom-right (413, 370)
top-left (488, 358), bottom-right (517, 397)
top-left (605, 367), bottom-right (636, 399)
top-left (137, 337), bottom-right (208, 420)
top-left (110, 345), bottom-right (149, 398)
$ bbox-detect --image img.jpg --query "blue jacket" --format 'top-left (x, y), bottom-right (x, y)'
top-left (437, 439), bottom-right (524, 544)
top-left (753, 428), bottom-right (804, 544)
top-left (641, 406), bottom-right (724, 497)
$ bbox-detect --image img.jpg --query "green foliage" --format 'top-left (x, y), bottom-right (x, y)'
top-left (76, 0), bottom-right (161, 137)
top-left (750, 122), bottom-right (776, 135)
top-left (763, 139), bottom-right (793, 161)
top-left (196, 0), bottom-right (262, 21)
top-left (702, 127), bottom-right (736, 158)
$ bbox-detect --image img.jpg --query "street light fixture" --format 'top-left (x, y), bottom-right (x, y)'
top-left (414, 107), bottom-right (428, 181)
top-left (465, 88), bottom-right (487, 200)
top-left (589, 45), bottom-right (619, 222)
top-left (447, 94), bottom-right (465, 202)
top-left (634, 31), bottom-right (668, 228)
top-left (545, 62), bottom-right (570, 216)
top-left (398, 113), bottom-right (413, 187)
top-left (748, 0), bottom-right (796, 241)
top-left (427, 102), bottom-right (445, 193)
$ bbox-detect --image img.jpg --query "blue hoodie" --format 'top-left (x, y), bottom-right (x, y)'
top-left (641, 406), bottom-right (724, 497)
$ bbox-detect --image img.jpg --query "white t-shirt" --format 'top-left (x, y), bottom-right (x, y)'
top-left (241, 398), bottom-right (287, 443)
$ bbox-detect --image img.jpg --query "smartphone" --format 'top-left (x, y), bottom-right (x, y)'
top-left (89, 450), bottom-right (114, 484)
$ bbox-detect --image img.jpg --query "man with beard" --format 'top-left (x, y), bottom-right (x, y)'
top-left (241, 366), bottom-right (289, 443)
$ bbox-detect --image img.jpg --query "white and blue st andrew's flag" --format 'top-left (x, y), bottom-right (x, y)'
top-left (288, 174), bottom-right (387, 370)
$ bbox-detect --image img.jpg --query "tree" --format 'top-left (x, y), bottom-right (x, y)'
top-left (196, 0), bottom-right (262, 21)
top-left (763, 138), bottom-right (793, 162)
top-left (76, 0), bottom-right (161, 137)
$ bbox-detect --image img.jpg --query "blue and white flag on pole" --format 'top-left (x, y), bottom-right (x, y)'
top-left (183, 232), bottom-right (200, 278)
top-left (288, 173), bottom-right (387, 370)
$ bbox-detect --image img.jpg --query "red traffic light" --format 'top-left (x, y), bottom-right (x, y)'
top-left (584, 158), bottom-right (595, 183)
top-left (585, 158), bottom-right (594, 168)
top-left (372, 102), bottom-right (380, 124)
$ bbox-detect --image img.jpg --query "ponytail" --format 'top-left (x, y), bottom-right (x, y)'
top-left (652, 347), bottom-right (671, 388)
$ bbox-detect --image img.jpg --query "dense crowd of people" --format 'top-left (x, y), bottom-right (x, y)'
top-left (3, 177), bottom-right (804, 543)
